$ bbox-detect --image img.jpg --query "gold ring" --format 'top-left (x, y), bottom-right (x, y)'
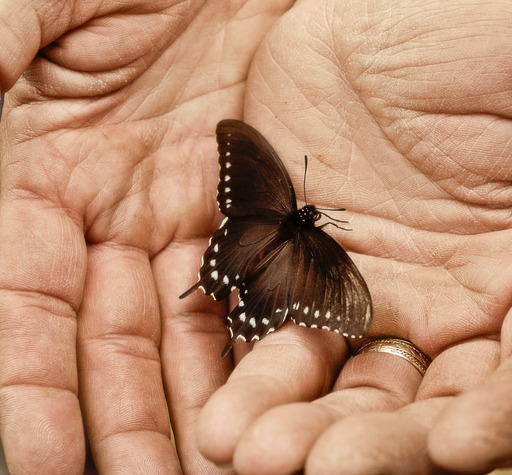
top-left (356, 338), bottom-right (431, 376)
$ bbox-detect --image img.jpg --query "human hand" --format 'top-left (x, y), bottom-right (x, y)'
top-left (192, 0), bottom-right (512, 473)
top-left (0, 0), bottom-right (293, 472)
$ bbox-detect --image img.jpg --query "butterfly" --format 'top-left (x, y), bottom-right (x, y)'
top-left (180, 120), bottom-right (372, 356)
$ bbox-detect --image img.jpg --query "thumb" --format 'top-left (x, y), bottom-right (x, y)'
top-left (0, 0), bottom-right (80, 92)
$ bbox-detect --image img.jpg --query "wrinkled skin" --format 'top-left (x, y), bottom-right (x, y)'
top-left (0, 0), bottom-right (511, 473)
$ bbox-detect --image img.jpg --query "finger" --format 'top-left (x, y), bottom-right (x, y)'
top-left (0, 197), bottom-right (87, 472)
top-left (306, 338), bottom-right (500, 474)
top-left (77, 244), bottom-right (180, 473)
top-left (196, 326), bottom-right (347, 466)
top-left (0, 0), bottom-right (194, 94)
top-left (231, 337), bottom-right (424, 475)
top-left (0, 0), bottom-right (81, 91)
top-left (155, 238), bottom-right (233, 474)
top-left (305, 406), bottom-right (444, 475)
top-left (429, 312), bottom-right (512, 472)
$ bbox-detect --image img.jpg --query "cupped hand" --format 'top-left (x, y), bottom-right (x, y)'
top-left (0, 0), bottom-right (294, 473)
top-left (192, 0), bottom-right (512, 474)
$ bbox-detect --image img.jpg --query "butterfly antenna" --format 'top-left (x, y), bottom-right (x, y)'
top-left (303, 155), bottom-right (309, 204)
top-left (302, 155), bottom-right (351, 231)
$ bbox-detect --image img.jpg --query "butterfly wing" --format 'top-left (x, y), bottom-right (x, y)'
top-left (216, 119), bottom-right (297, 218)
top-left (222, 239), bottom-right (295, 356)
top-left (287, 226), bottom-right (373, 338)
top-left (222, 227), bottom-right (373, 355)
top-left (181, 119), bottom-right (297, 299)
top-left (179, 216), bottom-right (281, 301)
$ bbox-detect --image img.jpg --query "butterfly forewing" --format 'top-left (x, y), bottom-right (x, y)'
top-left (216, 120), bottom-right (296, 218)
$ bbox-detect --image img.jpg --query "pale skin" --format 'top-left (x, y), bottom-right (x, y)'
top-left (0, 0), bottom-right (510, 474)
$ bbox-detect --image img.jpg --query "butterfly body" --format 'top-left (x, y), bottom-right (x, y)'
top-left (180, 120), bottom-right (373, 356)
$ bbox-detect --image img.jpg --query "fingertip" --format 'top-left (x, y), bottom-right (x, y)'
top-left (233, 403), bottom-right (335, 475)
top-left (0, 387), bottom-right (85, 474)
top-left (196, 386), bottom-right (241, 466)
top-left (428, 383), bottom-right (512, 473)
top-left (0, 0), bottom-right (41, 92)
top-left (306, 413), bottom-right (432, 475)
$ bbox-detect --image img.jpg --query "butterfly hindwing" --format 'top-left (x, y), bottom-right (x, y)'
top-left (216, 120), bottom-right (296, 218)
top-left (222, 226), bottom-right (372, 354)
top-left (288, 227), bottom-right (372, 338)
top-left (222, 241), bottom-right (295, 356)
top-left (179, 216), bottom-right (281, 301)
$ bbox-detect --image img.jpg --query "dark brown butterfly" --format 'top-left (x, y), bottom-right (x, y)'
top-left (180, 120), bottom-right (372, 356)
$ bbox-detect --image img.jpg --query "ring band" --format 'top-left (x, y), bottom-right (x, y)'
top-left (356, 338), bottom-right (431, 376)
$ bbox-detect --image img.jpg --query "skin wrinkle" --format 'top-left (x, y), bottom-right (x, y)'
top-left (390, 117), bottom-right (511, 208)
top-left (82, 335), bottom-right (160, 363)
top-left (269, 50), bottom-right (450, 233)
top-left (0, 259), bottom-right (85, 313)
top-left (0, 382), bottom-right (79, 400)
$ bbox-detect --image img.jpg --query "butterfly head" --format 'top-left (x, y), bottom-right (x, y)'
top-left (296, 204), bottom-right (321, 227)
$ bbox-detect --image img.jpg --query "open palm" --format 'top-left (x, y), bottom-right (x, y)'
top-left (193, 1), bottom-right (512, 474)
top-left (0, 0), bottom-right (510, 474)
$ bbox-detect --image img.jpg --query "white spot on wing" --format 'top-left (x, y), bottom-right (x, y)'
top-left (211, 271), bottom-right (218, 280)
top-left (210, 259), bottom-right (216, 266)
top-left (303, 306), bottom-right (309, 315)
top-left (262, 318), bottom-right (269, 325)
top-left (326, 311), bottom-right (331, 319)
top-left (314, 310), bottom-right (320, 318)
top-left (239, 313), bottom-right (246, 322)
top-left (213, 244), bottom-right (219, 253)
top-left (224, 174), bottom-right (231, 181)
top-left (238, 300), bottom-right (244, 307)
top-left (223, 275), bottom-right (229, 285)
top-left (249, 318), bottom-right (256, 328)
